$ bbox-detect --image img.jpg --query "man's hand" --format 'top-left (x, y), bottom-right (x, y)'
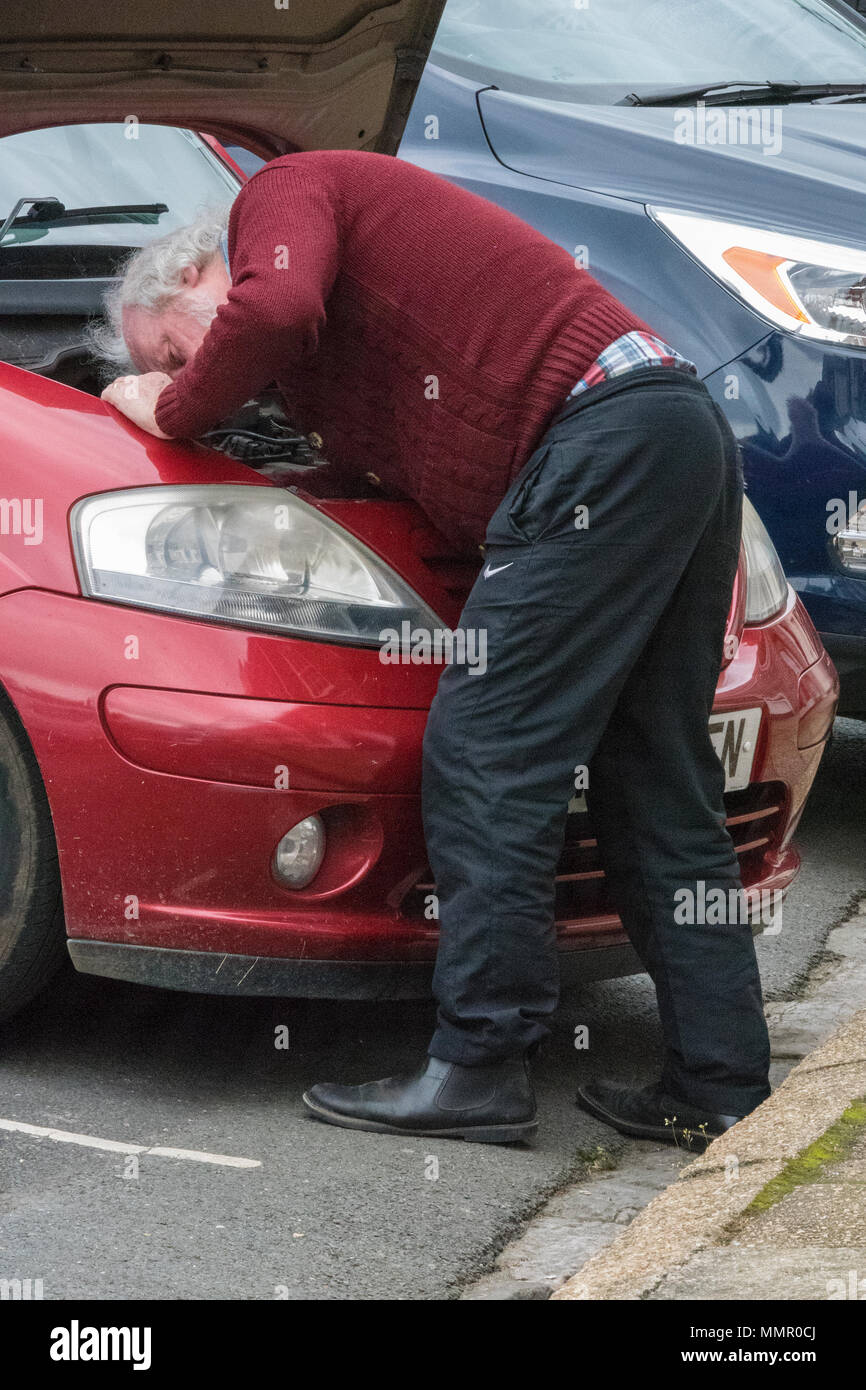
top-left (101, 372), bottom-right (173, 438)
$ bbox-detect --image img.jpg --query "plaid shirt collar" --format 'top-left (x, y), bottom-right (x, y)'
top-left (569, 330), bottom-right (697, 398)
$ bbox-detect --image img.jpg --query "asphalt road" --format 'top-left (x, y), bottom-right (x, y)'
top-left (1, 719), bottom-right (864, 1301)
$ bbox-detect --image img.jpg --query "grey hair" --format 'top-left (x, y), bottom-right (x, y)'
top-left (87, 204), bottom-right (231, 375)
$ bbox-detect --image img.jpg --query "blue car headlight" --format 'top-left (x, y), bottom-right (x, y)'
top-left (650, 208), bottom-right (866, 348)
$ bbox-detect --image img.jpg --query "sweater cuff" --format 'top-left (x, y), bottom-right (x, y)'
top-left (154, 380), bottom-right (218, 439)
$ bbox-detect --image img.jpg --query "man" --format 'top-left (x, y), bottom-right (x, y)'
top-left (101, 149), bottom-right (771, 1147)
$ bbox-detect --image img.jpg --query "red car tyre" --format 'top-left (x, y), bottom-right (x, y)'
top-left (0, 689), bottom-right (65, 1020)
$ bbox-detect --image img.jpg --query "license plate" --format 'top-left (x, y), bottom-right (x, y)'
top-left (708, 707), bottom-right (762, 791)
top-left (567, 706), bottom-right (762, 814)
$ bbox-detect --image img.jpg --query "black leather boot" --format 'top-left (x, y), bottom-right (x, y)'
top-left (577, 1079), bottom-right (748, 1150)
top-left (303, 1055), bottom-right (538, 1144)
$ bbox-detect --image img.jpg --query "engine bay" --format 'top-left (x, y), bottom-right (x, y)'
top-left (0, 238), bottom-right (378, 494)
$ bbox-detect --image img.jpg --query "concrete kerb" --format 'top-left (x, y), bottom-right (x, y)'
top-left (553, 1009), bottom-right (866, 1300)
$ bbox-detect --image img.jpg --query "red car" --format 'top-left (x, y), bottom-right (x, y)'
top-left (0, 3), bottom-right (838, 1020)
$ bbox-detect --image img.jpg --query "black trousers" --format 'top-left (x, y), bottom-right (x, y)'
top-left (421, 367), bottom-right (771, 1115)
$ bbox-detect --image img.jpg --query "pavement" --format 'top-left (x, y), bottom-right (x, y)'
top-left (0, 718), bottom-right (864, 1299)
top-left (552, 906), bottom-right (866, 1301)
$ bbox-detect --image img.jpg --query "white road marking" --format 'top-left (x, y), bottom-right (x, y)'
top-left (0, 1117), bottom-right (260, 1168)
top-left (145, 1145), bottom-right (259, 1168)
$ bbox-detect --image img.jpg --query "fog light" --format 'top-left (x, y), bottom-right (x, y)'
top-left (273, 815), bottom-right (325, 888)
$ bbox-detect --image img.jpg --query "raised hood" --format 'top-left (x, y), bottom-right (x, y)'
top-left (0, 1), bottom-right (445, 156)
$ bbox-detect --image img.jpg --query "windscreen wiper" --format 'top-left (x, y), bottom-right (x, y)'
top-left (809, 86), bottom-right (866, 103)
top-left (623, 81), bottom-right (803, 106)
top-left (0, 197), bottom-right (169, 244)
top-left (624, 80), bottom-right (866, 107)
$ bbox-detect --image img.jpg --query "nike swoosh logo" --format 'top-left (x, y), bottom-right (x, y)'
top-left (483, 561), bottom-right (514, 578)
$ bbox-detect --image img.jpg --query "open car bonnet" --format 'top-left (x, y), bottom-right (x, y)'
top-left (0, 1), bottom-right (445, 155)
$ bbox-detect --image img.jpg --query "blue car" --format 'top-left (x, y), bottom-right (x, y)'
top-left (398, 0), bottom-right (866, 716)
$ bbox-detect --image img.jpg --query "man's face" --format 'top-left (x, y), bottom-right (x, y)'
top-left (122, 258), bottom-right (231, 378)
top-left (122, 298), bottom-right (211, 378)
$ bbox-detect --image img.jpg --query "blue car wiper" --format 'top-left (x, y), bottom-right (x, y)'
top-left (623, 81), bottom-right (804, 106)
top-left (809, 86), bottom-right (866, 104)
top-left (625, 80), bottom-right (866, 107)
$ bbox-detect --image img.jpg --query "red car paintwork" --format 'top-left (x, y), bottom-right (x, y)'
top-left (198, 132), bottom-right (249, 184)
top-left (0, 360), bottom-right (839, 989)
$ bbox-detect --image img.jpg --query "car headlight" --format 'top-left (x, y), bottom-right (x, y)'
top-left (742, 496), bottom-right (790, 624)
top-left (650, 208), bottom-right (866, 347)
top-left (71, 485), bottom-right (439, 646)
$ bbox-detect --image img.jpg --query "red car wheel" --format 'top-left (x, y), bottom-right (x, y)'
top-left (0, 690), bottom-right (66, 1020)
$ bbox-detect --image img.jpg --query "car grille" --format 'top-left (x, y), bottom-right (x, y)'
top-left (399, 780), bottom-right (787, 934)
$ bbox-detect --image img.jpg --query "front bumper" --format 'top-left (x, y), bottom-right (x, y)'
top-left (0, 583), bottom-right (837, 997)
top-left (66, 938), bottom-right (644, 998)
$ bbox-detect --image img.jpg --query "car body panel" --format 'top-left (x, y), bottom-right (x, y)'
top-left (0, 582), bottom-right (836, 983)
top-left (477, 91), bottom-right (866, 249)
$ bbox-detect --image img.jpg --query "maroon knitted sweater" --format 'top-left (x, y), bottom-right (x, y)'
top-left (155, 150), bottom-right (650, 544)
